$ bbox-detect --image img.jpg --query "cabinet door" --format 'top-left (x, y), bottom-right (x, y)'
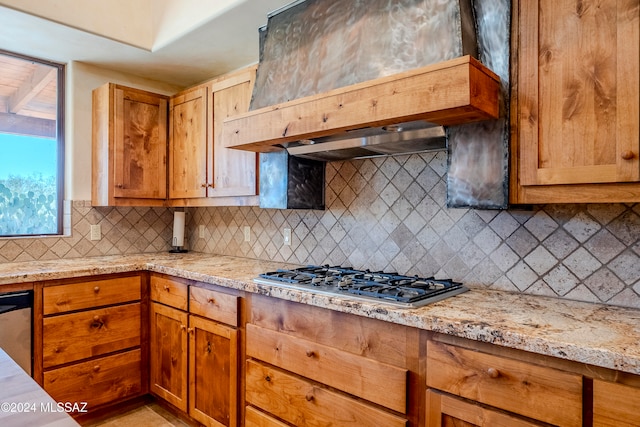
top-left (189, 315), bottom-right (238, 427)
top-left (113, 86), bottom-right (168, 199)
top-left (169, 86), bottom-right (208, 199)
top-left (514, 0), bottom-right (640, 202)
top-left (150, 302), bottom-right (188, 411)
top-left (593, 379), bottom-right (640, 426)
top-left (209, 67), bottom-right (257, 197)
top-left (426, 389), bottom-right (542, 427)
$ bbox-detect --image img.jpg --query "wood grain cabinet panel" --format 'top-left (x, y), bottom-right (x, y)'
top-left (512, 0), bottom-right (640, 203)
top-left (42, 302), bottom-right (141, 368)
top-left (149, 301), bottom-right (189, 412)
top-left (426, 340), bottom-right (582, 427)
top-left (189, 286), bottom-right (239, 327)
top-left (169, 86), bottom-right (208, 199)
top-left (245, 406), bottom-right (290, 427)
top-left (245, 360), bottom-right (407, 427)
top-left (92, 83), bottom-right (168, 206)
top-left (188, 315), bottom-right (238, 427)
top-left (43, 275), bottom-right (141, 314)
top-left (38, 274), bottom-right (146, 415)
top-left (425, 389), bottom-right (543, 427)
top-left (43, 349), bottom-right (142, 411)
top-left (150, 274), bottom-right (189, 310)
top-left (168, 65), bottom-right (258, 207)
top-left (246, 323), bottom-right (407, 413)
top-left (593, 379), bottom-right (640, 426)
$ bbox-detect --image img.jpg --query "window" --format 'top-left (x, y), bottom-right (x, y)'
top-left (0, 51), bottom-right (64, 237)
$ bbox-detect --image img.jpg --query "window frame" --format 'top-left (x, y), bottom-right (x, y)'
top-left (0, 49), bottom-right (65, 237)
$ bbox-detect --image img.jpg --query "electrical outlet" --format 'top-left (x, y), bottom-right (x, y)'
top-left (283, 228), bottom-right (291, 246)
top-left (199, 225), bottom-right (205, 239)
top-left (243, 226), bottom-right (251, 242)
top-left (90, 224), bottom-right (101, 241)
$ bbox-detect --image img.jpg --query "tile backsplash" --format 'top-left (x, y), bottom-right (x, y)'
top-left (0, 201), bottom-right (174, 263)
top-left (1, 153), bottom-right (638, 309)
top-left (188, 152), bottom-right (640, 309)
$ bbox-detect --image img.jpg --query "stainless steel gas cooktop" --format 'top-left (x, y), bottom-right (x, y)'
top-left (254, 265), bottom-right (468, 308)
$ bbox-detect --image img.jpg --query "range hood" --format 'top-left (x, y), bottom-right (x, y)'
top-left (285, 120), bottom-right (446, 162)
top-left (223, 55), bottom-right (500, 158)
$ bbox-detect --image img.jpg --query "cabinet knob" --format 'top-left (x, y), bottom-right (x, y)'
top-left (305, 350), bottom-right (315, 358)
top-left (201, 183), bottom-right (207, 188)
top-left (208, 183), bottom-right (214, 188)
top-left (180, 324), bottom-right (187, 330)
top-left (265, 375), bottom-right (271, 382)
top-left (94, 286), bottom-right (100, 293)
top-left (305, 393), bottom-right (314, 402)
top-left (163, 285), bottom-right (170, 291)
top-left (487, 367), bottom-right (500, 378)
top-left (187, 327), bottom-right (194, 334)
top-left (207, 297), bottom-right (216, 304)
top-left (621, 150), bottom-right (635, 160)
top-left (116, 184), bottom-right (124, 188)
top-left (93, 365), bottom-right (101, 372)
top-left (93, 315), bottom-right (100, 322)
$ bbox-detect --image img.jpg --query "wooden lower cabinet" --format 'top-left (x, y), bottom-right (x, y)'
top-left (245, 294), bottom-right (416, 427)
top-left (593, 379), bottom-right (640, 426)
top-left (149, 301), bottom-right (189, 411)
top-left (426, 389), bottom-right (542, 427)
top-left (37, 274), bottom-right (147, 415)
top-left (149, 275), bottom-right (239, 427)
top-left (189, 315), bottom-right (238, 427)
top-left (426, 337), bottom-right (583, 427)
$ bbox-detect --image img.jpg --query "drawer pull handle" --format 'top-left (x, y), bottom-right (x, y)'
top-left (305, 350), bottom-right (315, 358)
top-left (487, 367), bottom-right (500, 378)
top-left (265, 375), bottom-right (271, 382)
top-left (93, 286), bottom-right (100, 293)
top-left (207, 297), bottom-right (216, 304)
top-left (305, 393), bottom-right (314, 402)
top-left (621, 150), bottom-right (635, 160)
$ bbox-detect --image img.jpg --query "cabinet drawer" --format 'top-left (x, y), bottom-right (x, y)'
top-left (245, 406), bottom-right (289, 427)
top-left (43, 275), bottom-right (141, 314)
top-left (426, 340), bottom-right (582, 427)
top-left (44, 349), bottom-right (142, 410)
top-left (43, 302), bottom-right (141, 368)
top-left (247, 324), bottom-right (407, 413)
top-left (593, 379), bottom-right (640, 426)
top-left (246, 360), bottom-right (407, 427)
top-left (426, 389), bottom-right (543, 427)
top-left (189, 286), bottom-right (239, 326)
top-left (150, 275), bottom-right (188, 310)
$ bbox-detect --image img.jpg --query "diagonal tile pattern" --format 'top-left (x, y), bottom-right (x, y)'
top-left (188, 152), bottom-right (640, 309)
top-left (0, 153), bottom-right (638, 309)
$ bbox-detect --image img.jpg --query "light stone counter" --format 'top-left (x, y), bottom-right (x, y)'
top-left (0, 252), bottom-right (638, 376)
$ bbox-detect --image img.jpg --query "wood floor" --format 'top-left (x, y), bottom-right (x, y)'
top-left (83, 402), bottom-right (192, 427)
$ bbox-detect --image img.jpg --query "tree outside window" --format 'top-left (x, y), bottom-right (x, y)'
top-left (0, 51), bottom-right (64, 237)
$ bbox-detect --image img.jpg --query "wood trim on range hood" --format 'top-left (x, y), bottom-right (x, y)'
top-left (222, 56), bottom-right (500, 153)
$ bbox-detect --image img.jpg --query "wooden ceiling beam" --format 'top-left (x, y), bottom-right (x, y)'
top-left (0, 112), bottom-right (56, 138)
top-left (9, 65), bottom-right (56, 115)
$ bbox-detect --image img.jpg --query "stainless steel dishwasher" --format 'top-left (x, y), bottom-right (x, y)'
top-left (0, 290), bottom-right (33, 375)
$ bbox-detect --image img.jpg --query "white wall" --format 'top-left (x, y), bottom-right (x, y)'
top-left (66, 61), bottom-right (182, 200)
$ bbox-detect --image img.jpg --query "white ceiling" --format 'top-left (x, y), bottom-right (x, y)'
top-left (0, 0), bottom-right (294, 87)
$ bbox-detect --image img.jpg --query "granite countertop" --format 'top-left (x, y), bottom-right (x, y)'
top-left (1, 252), bottom-right (638, 376)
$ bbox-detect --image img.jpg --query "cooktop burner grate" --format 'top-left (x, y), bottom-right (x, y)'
top-left (256, 265), bottom-right (468, 308)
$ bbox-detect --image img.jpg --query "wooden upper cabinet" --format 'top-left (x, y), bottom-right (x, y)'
top-left (209, 66), bottom-right (258, 198)
top-left (169, 85), bottom-right (208, 199)
top-left (92, 83), bottom-right (169, 206)
top-left (512, 0), bottom-right (640, 203)
top-left (168, 65), bottom-right (258, 206)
